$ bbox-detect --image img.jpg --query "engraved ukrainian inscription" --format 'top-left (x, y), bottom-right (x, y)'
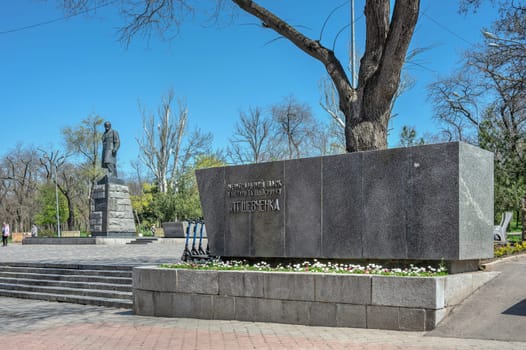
top-left (227, 180), bottom-right (282, 214)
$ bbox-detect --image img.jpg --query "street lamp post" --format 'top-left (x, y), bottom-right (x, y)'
top-left (43, 153), bottom-right (64, 238)
top-left (350, 0), bottom-right (357, 89)
top-left (53, 163), bottom-right (61, 238)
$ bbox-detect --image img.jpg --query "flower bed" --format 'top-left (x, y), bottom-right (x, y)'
top-left (133, 265), bottom-right (497, 331)
top-left (161, 259), bottom-right (448, 277)
top-left (494, 241), bottom-right (526, 257)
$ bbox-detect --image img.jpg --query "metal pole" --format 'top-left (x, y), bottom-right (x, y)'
top-left (350, 0), bottom-right (357, 88)
top-left (54, 164), bottom-right (61, 238)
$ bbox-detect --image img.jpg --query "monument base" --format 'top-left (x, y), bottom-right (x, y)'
top-left (133, 266), bottom-right (499, 331)
top-left (90, 176), bottom-right (136, 236)
top-left (161, 222), bottom-right (185, 238)
top-left (97, 175), bottom-right (125, 185)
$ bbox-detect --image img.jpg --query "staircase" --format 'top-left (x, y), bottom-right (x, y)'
top-left (0, 263), bottom-right (133, 308)
top-left (126, 237), bottom-right (158, 245)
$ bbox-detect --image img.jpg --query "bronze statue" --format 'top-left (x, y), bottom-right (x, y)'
top-left (102, 121), bottom-right (120, 177)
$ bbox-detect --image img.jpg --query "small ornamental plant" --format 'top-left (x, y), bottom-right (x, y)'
top-left (161, 259), bottom-right (448, 277)
top-left (494, 241), bottom-right (526, 257)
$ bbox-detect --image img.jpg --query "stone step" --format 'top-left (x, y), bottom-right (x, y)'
top-left (0, 282), bottom-right (133, 300)
top-left (126, 238), bottom-right (158, 245)
top-left (0, 262), bottom-right (134, 271)
top-left (0, 271), bottom-right (132, 285)
top-left (0, 290), bottom-right (132, 309)
top-left (0, 263), bottom-right (134, 308)
top-left (0, 266), bottom-right (132, 278)
top-left (0, 271), bottom-right (132, 284)
top-left (0, 277), bottom-right (132, 292)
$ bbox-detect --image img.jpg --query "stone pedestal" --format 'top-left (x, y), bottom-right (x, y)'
top-left (89, 176), bottom-right (136, 237)
top-left (162, 222), bottom-right (185, 238)
top-left (196, 142), bottom-right (494, 266)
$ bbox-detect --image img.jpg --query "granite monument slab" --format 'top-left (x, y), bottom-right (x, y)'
top-left (196, 142), bottom-right (494, 264)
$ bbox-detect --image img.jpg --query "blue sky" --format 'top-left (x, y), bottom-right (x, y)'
top-left (1, 1), bottom-right (498, 176)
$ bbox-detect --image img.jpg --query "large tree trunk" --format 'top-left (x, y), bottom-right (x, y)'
top-left (232, 0), bottom-right (420, 152)
top-left (66, 194), bottom-right (75, 231)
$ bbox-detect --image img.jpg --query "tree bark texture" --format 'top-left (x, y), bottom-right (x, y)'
top-left (231, 0), bottom-right (420, 152)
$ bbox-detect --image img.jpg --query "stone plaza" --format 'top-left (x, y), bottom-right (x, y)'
top-left (0, 243), bottom-right (525, 349)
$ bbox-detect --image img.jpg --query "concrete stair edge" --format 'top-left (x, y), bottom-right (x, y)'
top-left (0, 277), bottom-right (132, 292)
top-left (0, 282), bottom-right (133, 300)
top-left (0, 263), bottom-right (134, 309)
top-left (1, 262), bottom-right (134, 271)
top-left (0, 272), bottom-right (132, 284)
top-left (0, 289), bottom-right (132, 309)
top-left (0, 266), bottom-right (132, 278)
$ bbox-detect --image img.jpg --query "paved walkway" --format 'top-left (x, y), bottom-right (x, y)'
top-left (0, 240), bottom-right (185, 266)
top-left (0, 243), bottom-right (524, 349)
top-left (430, 254), bottom-right (526, 342)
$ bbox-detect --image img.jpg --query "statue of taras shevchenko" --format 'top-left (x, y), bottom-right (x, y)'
top-left (102, 121), bottom-right (120, 178)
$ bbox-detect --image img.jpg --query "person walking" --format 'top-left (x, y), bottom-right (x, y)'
top-left (31, 224), bottom-right (38, 237)
top-left (2, 222), bottom-right (9, 246)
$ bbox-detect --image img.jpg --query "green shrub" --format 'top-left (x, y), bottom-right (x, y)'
top-left (38, 229), bottom-right (57, 238)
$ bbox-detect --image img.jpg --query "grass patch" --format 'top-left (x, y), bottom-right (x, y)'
top-left (506, 234), bottom-right (523, 243)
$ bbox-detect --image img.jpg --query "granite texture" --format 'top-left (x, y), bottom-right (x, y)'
top-left (407, 143), bottom-right (460, 259)
top-left (336, 304), bottom-right (367, 328)
top-left (371, 276), bottom-right (445, 309)
top-left (219, 162), bottom-right (285, 256)
top-left (314, 274), bottom-right (371, 304)
top-left (133, 267), bottom-right (498, 331)
top-left (161, 222), bottom-right (185, 238)
top-left (284, 157), bottom-right (322, 257)
top-left (458, 143), bottom-right (494, 259)
top-left (195, 167), bottom-right (226, 254)
top-left (218, 271), bottom-right (265, 298)
top-left (322, 153), bottom-right (364, 258)
top-left (89, 177), bottom-right (136, 237)
top-left (196, 142), bottom-right (494, 262)
top-left (176, 270), bottom-right (219, 295)
top-left (362, 147), bottom-right (410, 259)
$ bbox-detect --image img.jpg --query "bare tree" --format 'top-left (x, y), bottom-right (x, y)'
top-left (0, 146), bottom-right (40, 232)
top-left (429, 4), bottom-right (525, 148)
top-left (62, 0), bottom-right (420, 153)
top-left (57, 163), bottom-right (90, 231)
top-left (226, 107), bottom-right (272, 164)
top-left (228, 100), bottom-right (344, 162)
top-left (271, 96), bottom-right (316, 160)
top-left (170, 125), bottom-right (214, 193)
top-left (137, 89), bottom-right (212, 193)
top-left (427, 72), bottom-right (482, 143)
top-left (128, 159), bottom-right (147, 196)
top-left (319, 76), bottom-right (346, 131)
top-left (62, 114), bottom-right (104, 200)
top-left (62, 115), bottom-right (103, 169)
top-left (308, 119), bottom-right (346, 156)
top-left (137, 89), bottom-right (186, 193)
top-left (39, 149), bottom-right (76, 230)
